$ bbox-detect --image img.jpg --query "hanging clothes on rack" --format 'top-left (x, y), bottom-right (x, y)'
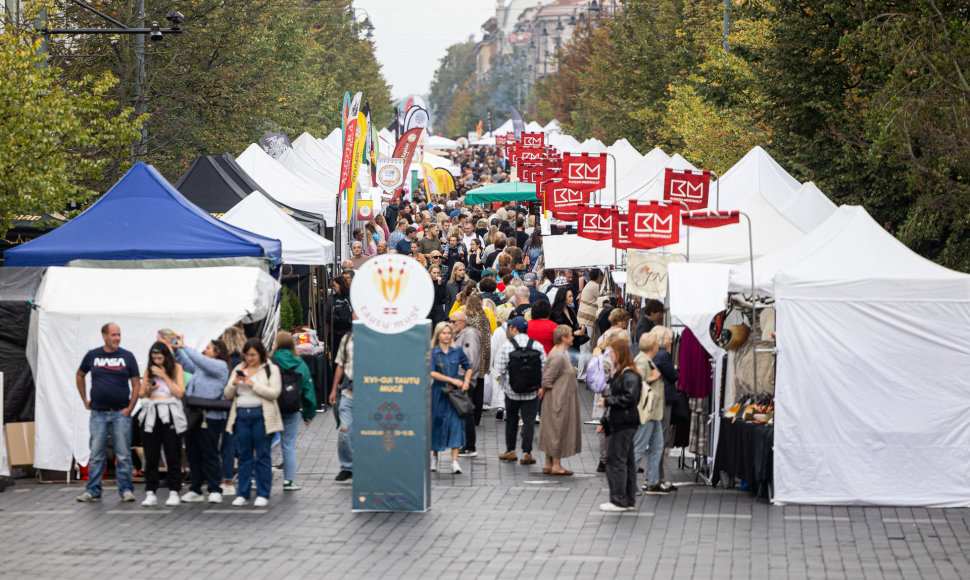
top-left (678, 328), bottom-right (713, 399)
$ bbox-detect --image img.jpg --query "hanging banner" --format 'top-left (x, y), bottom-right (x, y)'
top-left (347, 111), bottom-right (368, 222)
top-left (663, 168), bottom-right (711, 210)
top-left (434, 168), bottom-right (456, 193)
top-left (545, 183), bottom-right (589, 211)
top-left (339, 93), bottom-right (363, 193)
top-left (627, 201), bottom-right (680, 249)
top-left (521, 132), bottom-right (544, 148)
top-left (495, 134), bottom-right (507, 147)
top-left (682, 209), bottom-right (740, 228)
top-left (562, 153), bottom-right (607, 191)
top-left (376, 157), bottom-right (406, 195)
top-left (404, 106), bottom-right (429, 132)
top-left (612, 208), bottom-right (632, 250)
top-left (513, 147), bottom-right (545, 165)
top-left (509, 106), bottom-right (526, 141)
top-left (342, 91), bottom-right (352, 130)
top-left (519, 162), bottom-right (545, 185)
top-left (551, 210), bottom-right (579, 221)
top-left (389, 128), bottom-right (423, 202)
top-left (357, 198), bottom-right (375, 221)
top-left (626, 252), bottom-right (680, 299)
top-left (577, 205), bottom-right (613, 241)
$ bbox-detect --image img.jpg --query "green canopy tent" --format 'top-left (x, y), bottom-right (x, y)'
top-left (464, 181), bottom-right (537, 205)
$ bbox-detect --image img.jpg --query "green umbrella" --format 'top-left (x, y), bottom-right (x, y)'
top-left (464, 181), bottom-right (538, 205)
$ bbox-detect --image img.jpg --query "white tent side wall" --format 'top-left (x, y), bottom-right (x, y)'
top-left (773, 297), bottom-right (970, 507)
top-left (32, 266), bottom-right (279, 471)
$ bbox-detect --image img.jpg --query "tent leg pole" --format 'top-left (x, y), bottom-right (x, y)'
top-left (741, 211), bottom-right (756, 397)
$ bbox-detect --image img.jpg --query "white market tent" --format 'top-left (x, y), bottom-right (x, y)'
top-left (32, 266), bottom-right (279, 471)
top-left (725, 205), bottom-right (970, 507)
top-left (549, 133), bottom-right (583, 152)
top-left (222, 192), bottom-right (334, 265)
top-left (427, 135), bottom-right (459, 150)
top-left (525, 121), bottom-right (545, 132)
top-left (236, 144), bottom-right (336, 224)
top-left (613, 153), bottom-right (696, 208)
top-left (779, 181), bottom-right (838, 233)
top-left (277, 147), bottom-right (340, 196)
top-left (715, 146), bottom-right (802, 211)
top-left (322, 128), bottom-right (343, 155)
top-left (422, 152), bottom-right (461, 176)
top-left (544, 235), bottom-right (616, 269)
top-left (292, 132), bottom-right (341, 171)
top-left (543, 119), bottom-right (562, 133)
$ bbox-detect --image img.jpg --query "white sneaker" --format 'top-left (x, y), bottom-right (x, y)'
top-left (181, 491), bottom-right (204, 503)
top-left (430, 456), bottom-right (438, 472)
top-left (231, 496), bottom-right (247, 507)
top-left (254, 496), bottom-right (269, 508)
top-left (452, 460), bottom-right (462, 474)
top-left (208, 492), bottom-right (223, 504)
top-left (221, 482), bottom-right (236, 496)
top-left (165, 491), bottom-right (181, 507)
top-left (599, 502), bottom-right (627, 512)
top-left (141, 492), bottom-right (157, 507)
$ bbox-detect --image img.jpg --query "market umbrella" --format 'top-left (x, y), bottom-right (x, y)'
top-left (463, 182), bottom-right (537, 205)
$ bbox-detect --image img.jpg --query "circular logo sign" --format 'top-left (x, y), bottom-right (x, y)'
top-left (350, 255), bottom-right (433, 334)
top-left (378, 166), bottom-right (402, 188)
top-left (358, 205), bottom-right (373, 219)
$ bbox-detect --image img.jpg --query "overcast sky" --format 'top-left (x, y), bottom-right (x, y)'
top-left (352, 0), bottom-right (497, 101)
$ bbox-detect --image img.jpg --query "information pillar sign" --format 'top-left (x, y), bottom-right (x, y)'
top-left (350, 255), bottom-right (434, 512)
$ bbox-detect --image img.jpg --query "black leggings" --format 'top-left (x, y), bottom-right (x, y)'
top-left (143, 421), bottom-right (182, 493)
top-left (464, 378), bottom-right (485, 448)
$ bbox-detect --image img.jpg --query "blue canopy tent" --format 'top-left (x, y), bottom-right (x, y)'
top-left (4, 162), bottom-right (282, 267)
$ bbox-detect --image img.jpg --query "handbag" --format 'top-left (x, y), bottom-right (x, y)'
top-left (184, 396), bottom-right (232, 412)
top-left (442, 386), bottom-right (474, 418)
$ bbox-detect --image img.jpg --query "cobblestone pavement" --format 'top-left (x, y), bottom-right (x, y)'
top-left (1, 387), bottom-right (968, 579)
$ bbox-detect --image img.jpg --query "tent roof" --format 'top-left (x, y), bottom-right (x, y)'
top-left (222, 192), bottom-right (334, 265)
top-left (716, 146), bottom-right (802, 212)
top-left (4, 162), bottom-right (281, 267)
top-left (236, 144), bottom-right (333, 223)
top-left (464, 181), bottom-right (537, 204)
top-left (659, 192), bottom-right (805, 264)
top-left (293, 132), bottom-right (341, 169)
top-left (780, 181), bottom-right (837, 233)
top-left (614, 153), bottom-right (695, 207)
top-left (322, 128), bottom-right (343, 154)
top-left (427, 135), bottom-right (459, 150)
top-left (730, 205), bottom-right (970, 301)
top-left (174, 155), bottom-right (253, 215)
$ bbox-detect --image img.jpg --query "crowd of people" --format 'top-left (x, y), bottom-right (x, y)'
top-left (73, 146), bottom-right (687, 512)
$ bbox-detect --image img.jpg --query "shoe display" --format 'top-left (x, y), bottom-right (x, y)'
top-left (231, 496), bottom-right (248, 507)
top-left (458, 447), bottom-right (478, 457)
top-left (75, 492), bottom-right (101, 503)
top-left (208, 492), bottom-right (223, 503)
top-left (430, 456), bottom-right (438, 472)
top-left (121, 491), bottom-right (136, 502)
top-left (335, 470), bottom-right (353, 482)
top-left (165, 491), bottom-right (181, 507)
top-left (254, 497), bottom-right (269, 508)
top-left (498, 450), bottom-right (517, 462)
top-left (599, 502), bottom-right (627, 512)
top-left (451, 461), bottom-right (462, 474)
top-left (283, 480), bottom-right (302, 491)
top-left (596, 461), bottom-right (606, 473)
top-left (520, 453), bottom-right (536, 465)
top-left (141, 492), bottom-right (157, 507)
top-left (495, 409), bottom-right (504, 421)
top-left (181, 491), bottom-right (205, 503)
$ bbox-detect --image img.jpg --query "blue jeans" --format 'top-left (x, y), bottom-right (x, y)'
top-left (87, 410), bottom-right (133, 497)
top-left (337, 396), bottom-right (353, 471)
top-left (220, 429), bottom-right (235, 481)
top-left (280, 412), bottom-right (300, 481)
top-left (234, 407), bottom-right (272, 500)
top-left (633, 419), bottom-right (664, 487)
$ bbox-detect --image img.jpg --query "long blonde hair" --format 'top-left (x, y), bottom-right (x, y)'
top-left (431, 322), bottom-right (455, 348)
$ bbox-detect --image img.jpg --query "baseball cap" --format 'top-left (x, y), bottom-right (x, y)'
top-left (508, 316), bottom-right (529, 332)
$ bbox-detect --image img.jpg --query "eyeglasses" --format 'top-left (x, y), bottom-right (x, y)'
top-left (431, 256), bottom-right (442, 259)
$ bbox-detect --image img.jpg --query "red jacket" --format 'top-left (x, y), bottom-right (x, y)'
top-left (527, 319), bottom-right (558, 354)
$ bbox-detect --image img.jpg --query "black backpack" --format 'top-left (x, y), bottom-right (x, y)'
top-left (508, 338), bottom-right (543, 394)
top-left (267, 365), bottom-right (303, 414)
top-left (333, 296), bottom-right (352, 333)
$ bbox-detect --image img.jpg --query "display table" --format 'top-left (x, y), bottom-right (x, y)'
top-left (300, 352), bottom-right (330, 408)
top-left (711, 415), bottom-right (773, 496)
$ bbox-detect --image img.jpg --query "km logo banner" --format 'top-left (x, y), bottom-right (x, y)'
top-left (577, 205), bottom-right (612, 241)
top-left (521, 132), bottom-right (544, 148)
top-left (562, 154), bottom-right (606, 191)
top-left (663, 168), bottom-right (710, 210)
top-left (626, 202), bottom-right (680, 249)
top-left (546, 185), bottom-right (588, 210)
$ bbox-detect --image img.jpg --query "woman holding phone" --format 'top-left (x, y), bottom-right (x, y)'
top-left (224, 338), bottom-right (282, 507)
top-left (136, 342), bottom-right (186, 507)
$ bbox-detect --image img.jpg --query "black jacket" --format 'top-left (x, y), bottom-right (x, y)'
top-left (653, 348), bottom-right (679, 404)
top-left (605, 368), bottom-right (641, 431)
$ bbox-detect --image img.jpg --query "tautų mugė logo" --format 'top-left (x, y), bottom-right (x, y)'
top-left (372, 258), bottom-right (410, 303)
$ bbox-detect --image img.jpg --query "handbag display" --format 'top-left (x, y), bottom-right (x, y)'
top-left (442, 386), bottom-right (474, 417)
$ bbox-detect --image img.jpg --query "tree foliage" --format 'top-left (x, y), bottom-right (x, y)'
top-left (0, 3), bottom-right (144, 237)
top-left (47, 0), bottom-right (391, 180)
